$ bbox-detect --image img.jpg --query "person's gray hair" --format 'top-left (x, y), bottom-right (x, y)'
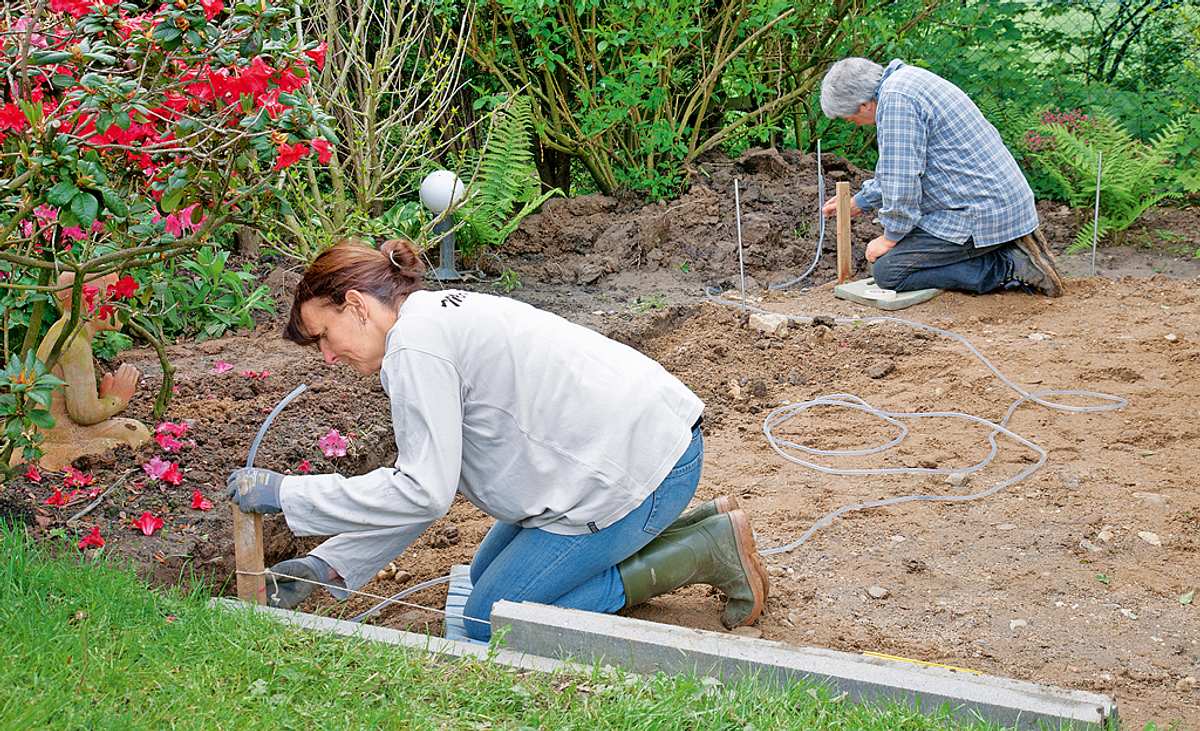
top-left (820, 58), bottom-right (884, 118)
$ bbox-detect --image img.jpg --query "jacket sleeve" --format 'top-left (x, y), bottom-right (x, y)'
top-left (872, 91), bottom-right (927, 242)
top-left (853, 178), bottom-right (883, 212)
top-left (278, 348), bottom-right (464, 537)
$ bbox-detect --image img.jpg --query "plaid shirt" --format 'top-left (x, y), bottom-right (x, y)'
top-left (853, 60), bottom-right (1038, 247)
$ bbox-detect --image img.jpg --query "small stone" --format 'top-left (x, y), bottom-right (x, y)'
top-left (198, 340), bottom-right (225, 355)
top-left (866, 361), bottom-right (895, 379)
top-left (728, 379), bottom-right (744, 400)
top-left (933, 387), bottom-right (945, 398)
top-left (748, 312), bottom-right (789, 337)
top-left (1097, 528), bottom-right (1115, 543)
top-left (1119, 608), bottom-right (1139, 620)
top-left (730, 626), bottom-right (763, 639)
top-left (591, 310), bottom-right (605, 316)
top-left (1132, 492), bottom-right (1167, 507)
top-left (787, 612), bottom-right (799, 625)
top-left (890, 534), bottom-right (907, 543)
top-left (1009, 619), bottom-right (1028, 631)
top-left (1028, 332), bottom-right (1051, 341)
top-left (787, 369), bottom-right (805, 386)
top-left (1165, 333), bottom-right (1178, 343)
top-left (945, 472), bottom-right (969, 487)
top-left (1177, 676), bottom-right (1197, 693)
top-left (996, 523), bottom-right (1017, 531)
top-left (768, 565), bottom-right (785, 577)
top-left (1137, 531), bottom-right (1161, 546)
top-left (749, 379), bottom-right (768, 398)
top-left (866, 586), bottom-right (889, 600)
top-left (1079, 539), bottom-right (1103, 553)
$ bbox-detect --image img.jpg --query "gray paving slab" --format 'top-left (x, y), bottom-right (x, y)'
top-left (834, 277), bottom-right (942, 310)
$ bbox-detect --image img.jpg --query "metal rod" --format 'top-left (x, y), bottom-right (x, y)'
top-left (1091, 150), bottom-right (1102, 277)
top-left (734, 178), bottom-right (746, 299)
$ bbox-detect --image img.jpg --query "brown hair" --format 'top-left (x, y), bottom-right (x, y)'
top-left (284, 238), bottom-right (425, 345)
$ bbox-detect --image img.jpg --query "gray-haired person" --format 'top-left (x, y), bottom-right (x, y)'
top-left (819, 57), bottom-right (1064, 297)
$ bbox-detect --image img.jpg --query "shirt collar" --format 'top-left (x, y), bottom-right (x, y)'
top-left (875, 59), bottom-right (906, 99)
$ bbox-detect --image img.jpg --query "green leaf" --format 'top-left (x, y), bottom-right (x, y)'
top-left (160, 187), bottom-right (185, 214)
top-left (69, 191), bottom-right (100, 227)
top-left (101, 189), bottom-right (129, 217)
top-left (47, 181), bottom-right (79, 207)
top-left (1182, 590), bottom-right (1195, 605)
top-left (27, 409), bottom-right (56, 430)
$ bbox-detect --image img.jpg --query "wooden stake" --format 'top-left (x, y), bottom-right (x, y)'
top-left (232, 505), bottom-right (267, 605)
top-left (835, 181), bottom-right (852, 284)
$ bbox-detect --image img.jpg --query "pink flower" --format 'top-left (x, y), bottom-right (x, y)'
top-left (240, 369), bottom-right (270, 380)
top-left (33, 204), bottom-right (58, 226)
top-left (78, 526), bottom-right (105, 550)
top-left (297, 459), bottom-right (312, 474)
top-left (155, 421), bottom-right (190, 438)
top-left (131, 511), bottom-right (164, 536)
top-left (155, 433), bottom-right (184, 452)
top-left (61, 226), bottom-right (86, 241)
top-left (211, 361), bottom-right (234, 374)
top-left (164, 203), bottom-right (205, 237)
top-left (24, 464), bottom-right (42, 483)
top-left (90, 220), bottom-right (105, 234)
top-left (190, 490), bottom-right (213, 511)
top-left (142, 456), bottom-right (170, 480)
top-left (318, 429), bottom-right (348, 458)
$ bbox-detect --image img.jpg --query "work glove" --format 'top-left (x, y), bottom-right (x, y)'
top-left (265, 555), bottom-right (336, 609)
top-left (226, 467), bottom-right (284, 514)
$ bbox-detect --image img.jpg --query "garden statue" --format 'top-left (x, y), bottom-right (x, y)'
top-left (31, 272), bottom-right (150, 471)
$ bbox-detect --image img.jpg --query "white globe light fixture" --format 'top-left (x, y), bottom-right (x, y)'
top-left (420, 170), bottom-right (466, 283)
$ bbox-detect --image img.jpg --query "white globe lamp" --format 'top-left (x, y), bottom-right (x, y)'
top-left (419, 170), bottom-right (465, 281)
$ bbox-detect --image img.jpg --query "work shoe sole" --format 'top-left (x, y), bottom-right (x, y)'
top-left (725, 510), bottom-right (768, 628)
top-left (1013, 230), bottom-right (1064, 297)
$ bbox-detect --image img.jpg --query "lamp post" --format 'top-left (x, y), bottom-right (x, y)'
top-left (420, 170), bottom-right (465, 282)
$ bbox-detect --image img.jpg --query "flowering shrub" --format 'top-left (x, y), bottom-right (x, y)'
top-left (0, 0), bottom-right (332, 413)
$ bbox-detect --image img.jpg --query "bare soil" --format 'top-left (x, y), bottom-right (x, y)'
top-left (5, 149), bottom-right (1199, 728)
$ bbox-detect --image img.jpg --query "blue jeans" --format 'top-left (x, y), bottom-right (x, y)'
top-left (871, 227), bottom-right (1013, 294)
top-left (463, 426), bottom-right (703, 641)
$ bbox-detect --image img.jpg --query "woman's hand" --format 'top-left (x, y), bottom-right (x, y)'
top-left (226, 467), bottom-right (285, 513)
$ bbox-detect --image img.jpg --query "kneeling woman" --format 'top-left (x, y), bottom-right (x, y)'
top-left (228, 239), bottom-right (768, 639)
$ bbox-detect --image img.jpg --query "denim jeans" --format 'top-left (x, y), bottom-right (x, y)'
top-left (871, 227), bottom-right (1014, 294)
top-left (463, 426), bottom-right (703, 641)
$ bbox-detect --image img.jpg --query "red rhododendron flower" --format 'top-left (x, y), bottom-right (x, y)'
top-left (200, 0), bottom-right (224, 21)
top-left (132, 511), bottom-right (164, 536)
top-left (78, 526), bottom-right (105, 550)
top-left (44, 488), bottom-right (69, 507)
top-left (311, 137), bottom-right (332, 164)
top-left (95, 303), bottom-right (115, 321)
top-left (304, 42), bottom-right (327, 71)
top-left (106, 275), bottom-right (139, 300)
top-left (63, 466), bottom-right (95, 488)
top-left (0, 103), bottom-right (28, 132)
top-left (297, 459), bottom-right (312, 474)
top-left (191, 490), bottom-right (213, 511)
top-left (212, 361), bottom-right (234, 374)
top-left (82, 285), bottom-right (99, 314)
top-left (161, 462), bottom-right (184, 485)
top-left (62, 226), bottom-right (86, 242)
top-left (273, 141), bottom-right (309, 171)
top-left (24, 464), bottom-right (42, 483)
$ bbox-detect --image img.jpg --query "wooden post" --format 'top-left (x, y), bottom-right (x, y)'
top-left (232, 505), bottom-right (267, 605)
top-left (835, 181), bottom-right (852, 283)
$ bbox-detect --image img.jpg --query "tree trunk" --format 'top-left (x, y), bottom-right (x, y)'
top-left (536, 142), bottom-right (573, 195)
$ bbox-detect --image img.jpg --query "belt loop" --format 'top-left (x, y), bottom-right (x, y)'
top-left (587, 521), bottom-right (599, 534)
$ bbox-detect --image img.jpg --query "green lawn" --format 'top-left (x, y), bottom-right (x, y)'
top-left (0, 524), bottom-right (1015, 730)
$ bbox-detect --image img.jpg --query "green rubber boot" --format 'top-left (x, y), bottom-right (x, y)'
top-left (618, 509), bottom-right (767, 628)
top-left (667, 495), bottom-right (739, 531)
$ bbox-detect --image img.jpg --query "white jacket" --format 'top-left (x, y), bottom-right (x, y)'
top-left (280, 290), bottom-right (703, 556)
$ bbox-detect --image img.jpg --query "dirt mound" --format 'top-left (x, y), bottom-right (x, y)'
top-left (500, 148), bottom-right (880, 289)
